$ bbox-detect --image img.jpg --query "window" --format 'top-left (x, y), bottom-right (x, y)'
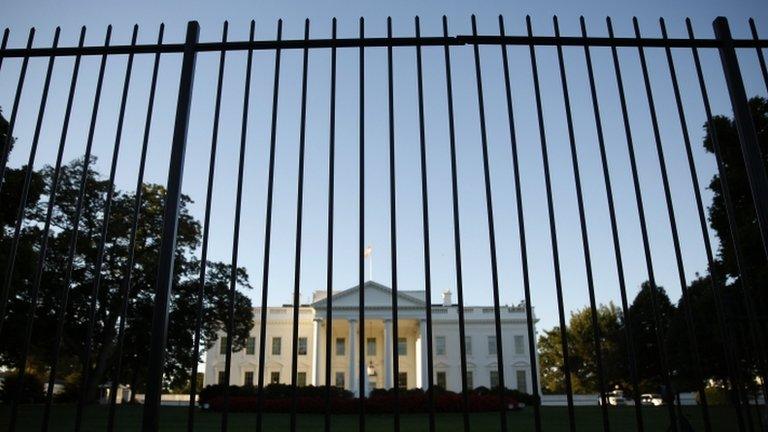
top-left (466, 371), bottom-right (474, 390)
top-left (436, 336), bottom-right (446, 356)
top-left (465, 336), bottom-right (472, 356)
top-left (244, 371), bottom-right (254, 386)
top-left (516, 370), bottom-right (527, 392)
top-left (297, 372), bottom-right (307, 387)
top-left (335, 372), bottom-right (345, 388)
top-left (398, 338), bottom-right (407, 356)
top-left (514, 335), bottom-right (524, 355)
top-left (246, 337), bottom-right (255, 355)
top-left (298, 337), bottom-right (308, 355)
top-left (488, 336), bottom-right (497, 355)
top-left (436, 371), bottom-right (447, 389)
top-left (272, 337), bottom-right (282, 356)
top-left (490, 370), bottom-right (499, 388)
top-left (336, 338), bottom-right (346, 356)
top-left (218, 371), bottom-right (227, 384)
top-left (219, 336), bottom-right (228, 355)
top-left (367, 338), bottom-right (376, 356)
top-left (270, 371), bottom-right (280, 384)
top-left (398, 372), bottom-right (408, 389)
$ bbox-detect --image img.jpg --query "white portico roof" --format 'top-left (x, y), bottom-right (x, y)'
top-left (311, 281), bottom-right (426, 317)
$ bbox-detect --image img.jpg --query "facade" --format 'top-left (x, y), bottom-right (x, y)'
top-left (204, 281), bottom-right (539, 396)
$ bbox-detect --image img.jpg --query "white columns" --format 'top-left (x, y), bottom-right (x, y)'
top-left (417, 319), bottom-right (427, 389)
top-left (311, 319), bottom-right (321, 386)
top-left (384, 319), bottom-right (392, 389)
top-left (348, 319), bottom-right (357, 396)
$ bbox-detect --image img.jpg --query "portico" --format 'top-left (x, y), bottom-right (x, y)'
top-left (311, 282), bottom-right (429, 396)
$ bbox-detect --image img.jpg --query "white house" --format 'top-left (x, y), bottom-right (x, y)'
top-left (204, 281), bottom-right (539, 396)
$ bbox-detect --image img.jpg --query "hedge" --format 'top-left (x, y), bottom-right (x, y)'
top-left (200, 384), bottom-right (535, 413)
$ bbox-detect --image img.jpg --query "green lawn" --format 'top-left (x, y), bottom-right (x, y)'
top-left (1, 404), bottom-right (747, 431)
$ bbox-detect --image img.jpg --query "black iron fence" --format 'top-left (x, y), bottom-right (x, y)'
top-left (0, 14), bottom-right (767, 432)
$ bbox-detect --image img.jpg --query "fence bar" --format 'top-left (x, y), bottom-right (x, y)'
top-left (0, 28), bottom-right (33, 203)
top-left (714, 17), bottom-right (768, 261)
top-left (385, 16), bottom-right (402, 432)
top-left (526, 16), bottom-right (576, 431)
top-left (14, 25), bottom-right (83, 431)
top-left (255, 20), bottom-right (282, 432)
top-left (498, 15), bottom-right (542, 432)
top-left (661, 17), bottom-right (749, 430)
top-left (220, 20), bottom-right (254, 432)
top-left (324, 17), bottom-right (337, 432)
top-left (142, 20), bottom-right (199, 431)
top-left (357, 17), bottom-right (367, 432)
top-left (289, 18), bottom-right (311, 432)
top-left (470, 15), bottom-right (508, 432)
top-left (553, 16), bottom-right (611, 431)
top-left (692, 17), bottom-right (768, 420)
top-left (74, 25), bottom-right (138, 431)
top-left (634, 17), bottom-right (714, 431)
top-left (107, 23), bottom-right (164, 432)
top-left (0, 29), bottom-right (34, 328)
top-left (0, 29), bottom-right (8, 76)
top-left (40, 26), bottom-right (111, 432)
top-left (580, 17), bottom-right (645, 431)
top-left (414, 15), bottom-right (437, 432)
top-left (750, 19), bottom-right (768, 95)
top-left (3, 34), bottom-right (768, 59)
top-left (607, 17), bottom-right (678, 430)
top-left (187, 21), bottom-right (225, 432)
top-left (5, 27), bottom-right (59, 432)
top-left (442, 16), bottom-right (471, 432)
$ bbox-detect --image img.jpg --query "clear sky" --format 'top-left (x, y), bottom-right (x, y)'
top-left (1, 0), bottom-right (767, 333)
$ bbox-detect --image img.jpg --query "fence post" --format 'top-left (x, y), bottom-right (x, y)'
top-left (714, 16), bottom-right (768, 259)
top-left (142, 20), bottom-right (199, 432)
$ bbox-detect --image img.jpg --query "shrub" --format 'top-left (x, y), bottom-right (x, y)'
top-left (205, 386), bottom-right (525, 413)
top-left (198, 383), bottom-right (353, 407)
top-left (0, 373), bottom-right (45, 404)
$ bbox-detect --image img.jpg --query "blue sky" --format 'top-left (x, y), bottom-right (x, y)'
top-left (1, 0), bottom-right (767, 333)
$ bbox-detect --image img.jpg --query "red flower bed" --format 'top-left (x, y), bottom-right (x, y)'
top-left (208, 393), bottom-right (519, 414)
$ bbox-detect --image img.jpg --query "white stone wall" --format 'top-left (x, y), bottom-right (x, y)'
top-left (203, 287), bottom-right (538, 396)
top-left (204, 307), bottom-right (316, 387)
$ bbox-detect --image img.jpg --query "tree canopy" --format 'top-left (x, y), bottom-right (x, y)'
top-left (538, 97), bottom-right (768, 398)
top-left (0, 111), bottom-right (254, 401)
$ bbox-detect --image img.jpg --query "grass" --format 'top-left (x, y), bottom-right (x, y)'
top-left (0, 404), bottom-right (747, 431)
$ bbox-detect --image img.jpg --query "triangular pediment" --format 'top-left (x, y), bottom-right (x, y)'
top-left (312, 281), bottom-right (425, 309)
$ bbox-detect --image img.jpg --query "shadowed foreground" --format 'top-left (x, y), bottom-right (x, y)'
top-left (0, 404), bottom-right (747, 431)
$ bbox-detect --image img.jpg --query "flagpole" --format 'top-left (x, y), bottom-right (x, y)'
top-left (365, 245), bottom-right (373, 281)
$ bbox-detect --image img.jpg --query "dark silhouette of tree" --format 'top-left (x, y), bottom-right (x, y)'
top-left (660, 96), bottom-right (768, 397)
top-left (0, 111), bottom-right (253, 402)
top-left (704, 97), bottom-right (768, 293)
top-left (625, 281), bottom-right (674, 393)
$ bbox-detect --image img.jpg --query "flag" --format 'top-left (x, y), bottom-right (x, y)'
top-left (364, 245), bottom-right (372, 257)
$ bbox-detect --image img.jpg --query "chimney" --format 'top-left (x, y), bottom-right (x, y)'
top-left (442, 289), bottom-right (452, 307)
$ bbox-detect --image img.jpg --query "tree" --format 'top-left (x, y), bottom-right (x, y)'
top-left (626, 281), bottom-right (675, 393)
top-left (537, 303), bottom-right (625, 394)
top-left (664, 273), bottom-right (744, 392)
top-left (538, 326), bottom-right (566, 394)
top-left (700, 97), bottom-right (768, 381)
top-left (704, 97), bottom-right (768, 294)
top-left (0, 110), bottom-right (254, 401)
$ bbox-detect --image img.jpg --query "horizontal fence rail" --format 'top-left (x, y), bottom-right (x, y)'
top-left (2, 34), bottom-right (768, 58)
top-left (0, 13), bottom-right (767, 432)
